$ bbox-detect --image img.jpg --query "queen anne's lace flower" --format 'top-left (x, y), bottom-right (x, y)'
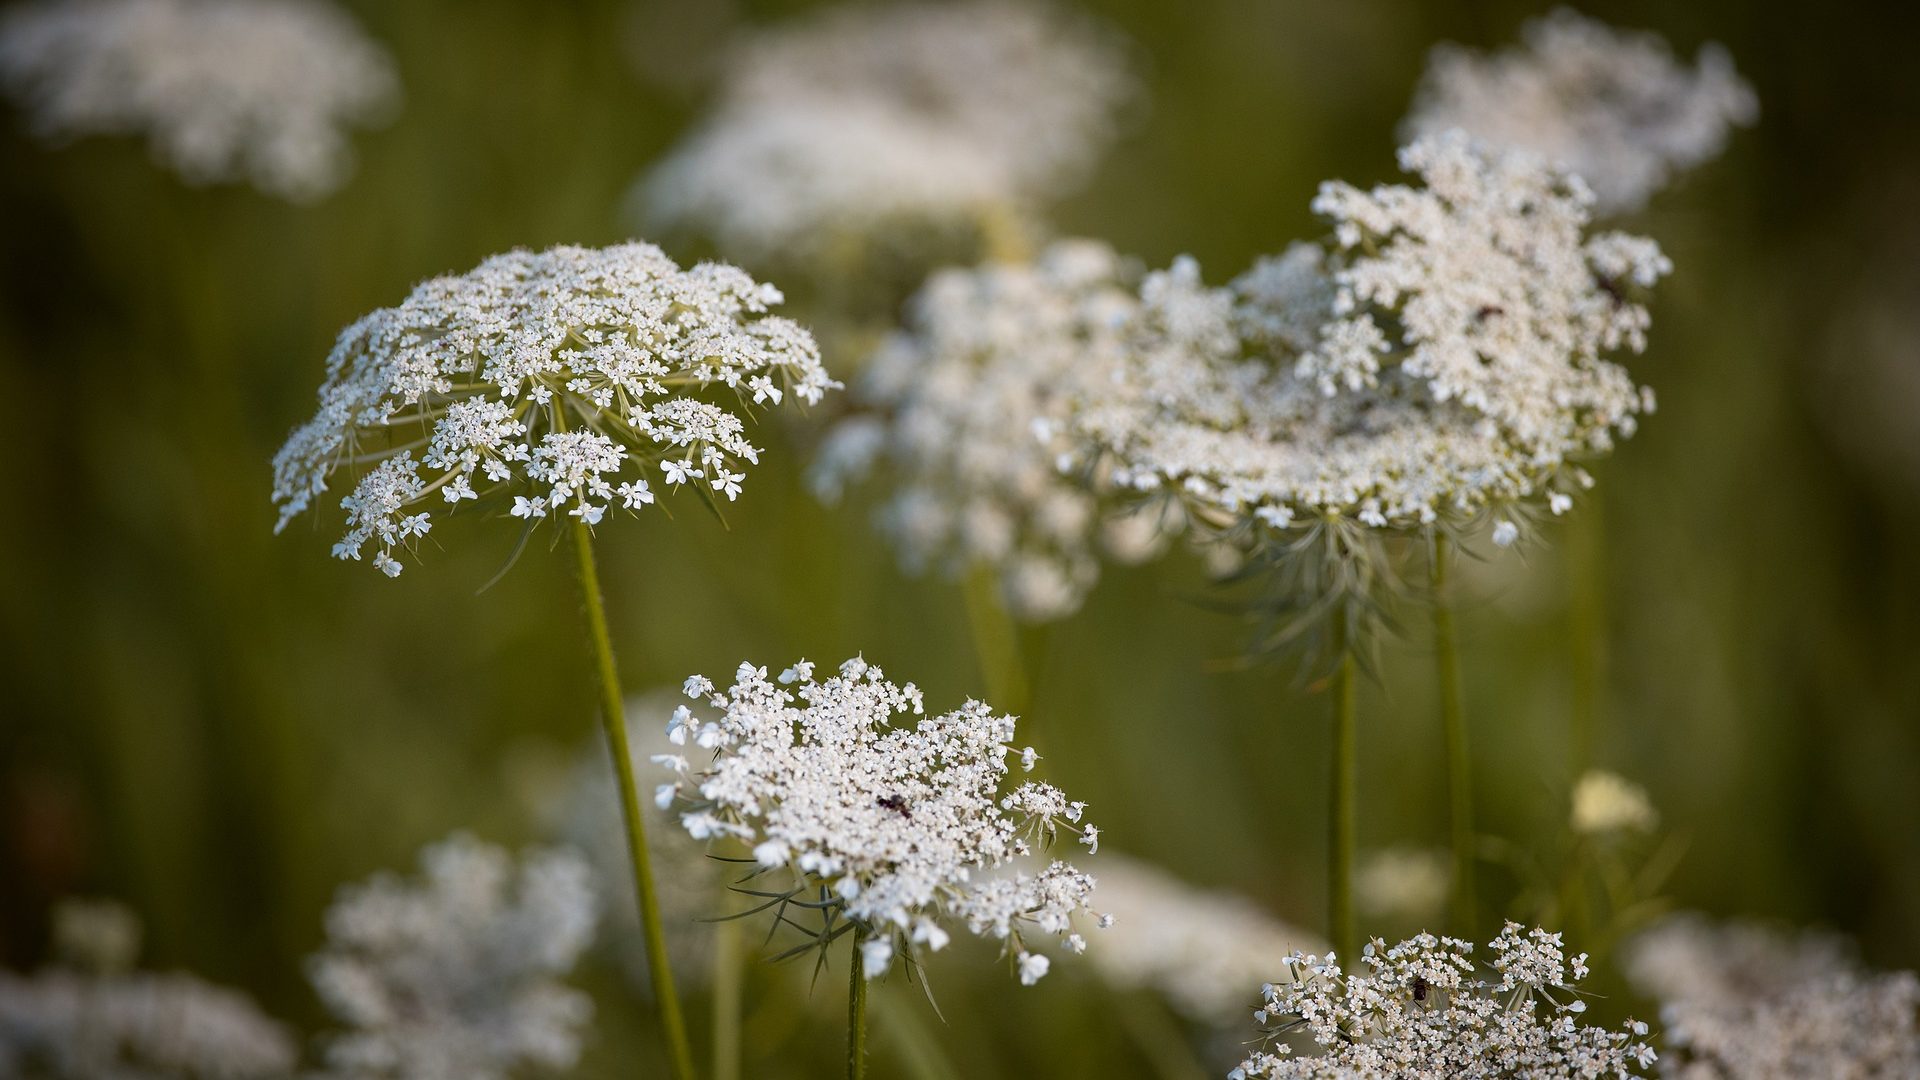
top-left (1571, 770), bottom-right (1660, 836)
top-left (271, 242), bottom-right (836, 576)
top-left (659, 656), bottom-right (1105, 981)
top-left (0, 900), bottom-right (295, 1079)
top-left (639, 0), bottom-right (1133, 263)
top-left (1404, 9), bottom-right (1756, 214)
top-left (548, 691), bottom-right (726, 992)
top-left (1355, 847), bottom-right (1450, 923)
top-left (1233, 923), bottom-right (1658, 1078)
top-left (308, 833), bottom-right (599, 1080)
top-left (1080, 853), bottom-right (1321, 1028)
top-left (812, 240), bottom-right (1169, 620)
top-left (1066, 133), bottom-right (1667, 544)
top-left (0, 0), bottom-right (397, 201)
top-left (1626, 915), bottom-right (1920, 1079)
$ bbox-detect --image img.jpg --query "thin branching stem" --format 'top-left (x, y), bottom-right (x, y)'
top-left (1329, 605), bottom-right (1358, 963)
top-left (566, 513), bottom-right (698, 1080)
top-left (1431, 531), bottom-right (1476, 937)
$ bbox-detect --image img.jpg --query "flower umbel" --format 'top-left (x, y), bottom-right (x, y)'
top-left (307, 833), bottom-right (599, 1080)
top-left (271, 242), bottom-right (836, 576)
top-left (1232, 923), bottom-right (1657, 1078)
top-left (1404, 9), bottom-right (1756, 214)
top-left (0, 0), bottom-right (398, 200)
top-left (659, 656), bottom-right (1104, 982)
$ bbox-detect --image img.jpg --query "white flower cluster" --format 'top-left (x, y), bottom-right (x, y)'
top-left (549, 691), bottom-right (726, 992)
top-left (1626, 915), bottom-right (1920, 1079)
top-left (271, 242), bottom-right (836, 576)
top-left (0, 0), bottom-right (397, 201)
top-left (1081, 853), bottom-right (1321, 1028)
top-left (1355, 847), bottom-right (1450, 923)
top-left (308, 832), bottom-right (599, 1080)
top-left (0, 900), bottom-right (294, 1079)
top-left (0, 971), bottom-right (296, 1078)
top-left (1404, 9), bottom-right (1757, 214)
top-left (1233, 923), bottom-right (1658, 1079)
top-left (639, 0), bottom-right (1133, 263)
top-left (1066, 132), bottom-right (1668, 542)
top-left (813, 240), bottom-right (1176, 621)
top-left (1571, 769), bottom-right (1660, 836)
top-left (659, 657), bottom-right (1105, 983)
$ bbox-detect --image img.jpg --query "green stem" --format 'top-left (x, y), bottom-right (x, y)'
top-left (961, 566), bottom-right (1030, 716)
top-left (1568, 492), bottom-right (1606, 778)
top-left (712, 916), bottom-right (743, 1080)
top-left (567, 519), bottom-right (698, 1080)
top-left (1329, 607), bottom-right (1358, 963)
top-left (1430, 533), bottom-right (1476, 937)
top-left (847, 935), bottom-right (870, 1080)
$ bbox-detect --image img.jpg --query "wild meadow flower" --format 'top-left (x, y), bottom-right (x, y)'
top-left (308, 832), bottom-right (598, 1080)
top-left (549, 691), bottom-right (726, 992)
top-left (0, 0), bottom-right (397, 201)
top-left (1625, 914), bottom-right (1920, 1079)
top-left (1404, 9), bottom-right (1757, 215)
top-left (1571, 769), bottom-right (1660, 836)
top-left (272, 241), bottom-right (834, 577)
top-left (1232, 922), bottom-right (1658, 1079)
top-left (1081, 853), bottom-right (1321, 1029)
top-left (1355, 847), bottom-right (1450, 925)
top-left (638, 0), bottom-right (1133, 267)
top-left (0, 899), bottom-right (296, 1078)
top-left (812, 239), bottom-right (1173, 622)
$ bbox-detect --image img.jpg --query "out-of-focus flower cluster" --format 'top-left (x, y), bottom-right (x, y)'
top-left (659, 657), bottom-right (1105, 983)
top-left (307, 833), bottom-right (598, 1080)
top-left (1626, 914), bottom-right (1920, 1079)
top-left (1404, 8), bottom-right (1756, 215)
top-left (1063, 132), bottom-right (1667, 549)
top-left (639, 0), bottom-right (1133, 265)
top-left (0, 0), bottom-right (397, 200)
top-left (1232, 923), bottom-right (1657, 1078)
top-left (1572, 769), bottom-right (1660, 836)
top-left (271, 242), bottom-right (835, 576)
top-left (812, 240), bottom-right (1174, 621)
top-left (1080, 853), bottom-right (1320, 1028)
top-left (0, 899), bottom-right (296, 1079)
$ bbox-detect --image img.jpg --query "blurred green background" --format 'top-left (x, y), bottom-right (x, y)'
top-left (3, 0), bottom-right (1917, 1075)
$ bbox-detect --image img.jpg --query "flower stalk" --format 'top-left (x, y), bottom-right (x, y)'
top-left (568, 517), bottom-right (697, 1080)
top-left (1431, 532), bottom-right (1476, 935)
top-left (847, 934), bottom-right (870, 1080)
top-left (1328, 607), bottom-right (1358, 964)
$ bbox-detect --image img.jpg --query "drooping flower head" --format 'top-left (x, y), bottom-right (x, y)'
top-left (0, 0), bottom-right (398, 201)
top-left (658, 656), bottom-right (1105, 983)
top-left (1626, 914), bottom-right (1920, 1079)
top-left (308, 832), bottom-right (598, 1080)
top-left (1066, 132), bottom-right (1669, 555)
top-left (0, 899), bottom-right (296, 1079)
top-left (1404, 8), bottom-right (1756, 214)
top-left (1232, 923), bottom-right (1658, 1078)
top-left (811, 239), bottom-right (1174, 621)
top-left (639, 0), bottom-right (1134, 267)
top-left (271, 242), bottom-right (836, 576)
top-left (1080, 853), bottom-right (1321, 1029)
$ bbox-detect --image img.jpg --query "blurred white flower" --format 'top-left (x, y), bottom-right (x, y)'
top-left (0, 0), bottom-right (397, 200)
top-left (1571, 769), bottom-right (1660, 835)
top-left (639, 0), bottom-right (1134, 263)
top-left (308, 832), bottom-right (598, 1080)
top-left (547, 691), bottom-right (726, 992)
top-left (271, 242), bottom-right (836, 576)
top-left (1355, 847), bottom-right (1450, 924)
top-left (0, 901), bottom-right (295, 1079)
top-left (1081, 853), bottom-right (1322, 1028)
top-left (1404, 8), bottom-right (1756, 214)
top-left (1065, 133), bottom-right (1664, 538)
top-left (1233, 923), bottom-right (1656, 1078)
top-left (812, 240), bottom-right (1171, 621)
top-left (1626, 914), bottom-right (1920, 1079)
top-left (658, 656), bottom-right (1105, 982)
